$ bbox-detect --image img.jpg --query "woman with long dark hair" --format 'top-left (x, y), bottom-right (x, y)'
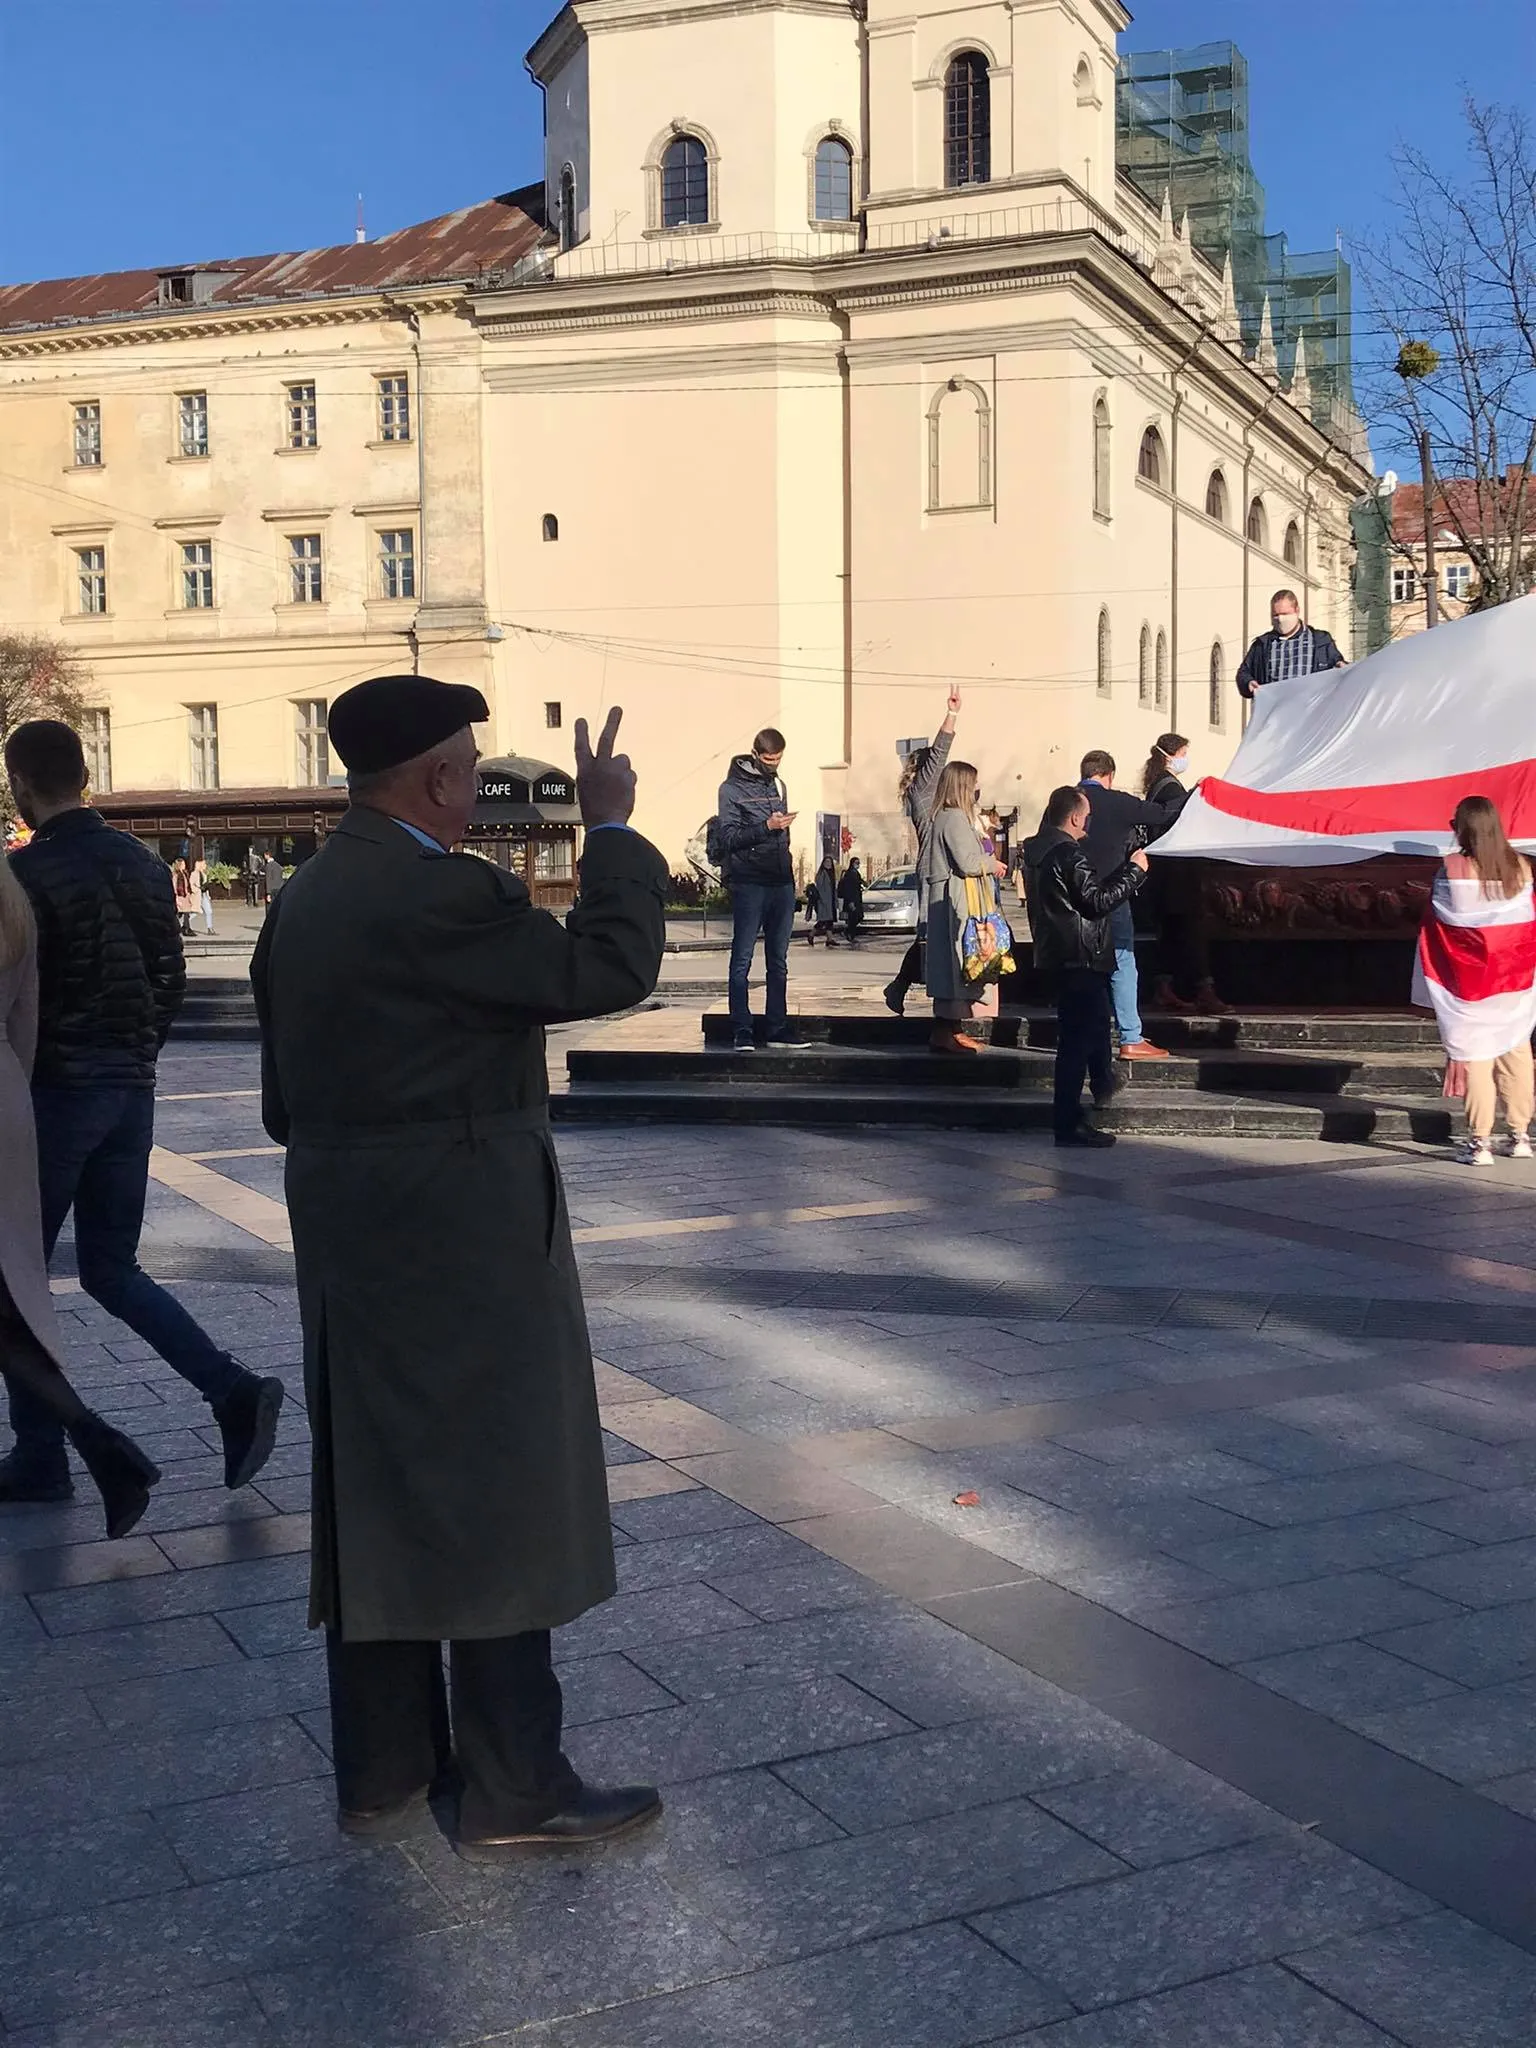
top-left (884, 685), bottom-right (961, 1014)
top-left (1416, 794), bottom-right (1536, 1167)
top-left (1138, 733), bottom-right (1231, 1017)
top-left (0, 853), bottom-right (161, 1535)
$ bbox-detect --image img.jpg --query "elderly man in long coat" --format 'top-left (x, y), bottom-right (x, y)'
top-left (250, 676), bottom-right (669, 1858)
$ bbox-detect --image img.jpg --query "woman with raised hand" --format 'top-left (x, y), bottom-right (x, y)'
top-left (884, 684), bottom-right (961, 1015)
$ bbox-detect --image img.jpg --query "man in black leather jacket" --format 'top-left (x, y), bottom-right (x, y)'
top-left (1022, 786), bottom-right (1148, 1148)
top-left (1, 720), bottom-right (283, 1504)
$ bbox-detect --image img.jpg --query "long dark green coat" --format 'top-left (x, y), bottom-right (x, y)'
top-left (249, 808), bottom-right (667, 1642)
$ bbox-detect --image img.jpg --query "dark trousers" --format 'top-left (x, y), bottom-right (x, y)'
top-left (1054, 969), bottom-right (1115, 1137)
top-left (0, 1274), bottom-right (89, 1433)
top-left (7, 1086), bottom-right (243, 1472)
top-left (891, 935), bottom-right (923, 996)
top-left (325, 1630), bottom-right (580, 1837)
top-left (727, 881), bottom-right (795, 1033)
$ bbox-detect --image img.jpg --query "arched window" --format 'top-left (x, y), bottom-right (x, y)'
top-left (1155, 629), bottom-right (1169, 711)
top-left (1284, 519), bottom-right (1303, 569)
top-left (1204, 469), bottom-right (1228, 524)
top-left (542, 513), bottom-right (559, 543)
top-left (1246, 495), bottom-right (1268, 549)
top-left (813, 136), bottom-right (854, 221)
top-left (558, 164), bottom-right (577, 252)
top-left (1209, 641), bottom-right (1225, 729)
top-left (1138, 623), bottom-right (1152, 708)
top-left (660, 134), bottom-right (710, 228)
top-left (1096, 609), bottom-right (1112, 699)
top-left (944, 52), bottom-right (991, 188)
top-left (1074, 57), bottom-right (1095, 106)
top-left (1093, 396), bottom-right (1111, 518)
top-left (927, 378), bottom-right (992, 510)
top-left (1138, 426), bottom-right (1165, 489)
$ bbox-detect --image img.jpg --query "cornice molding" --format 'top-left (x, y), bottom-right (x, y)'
top-left (0, 289), bottom-right (464, 363)
top-left (484, 339), bottom-right (839, 392)
top-left (475, 288), bottom-right (830, 337)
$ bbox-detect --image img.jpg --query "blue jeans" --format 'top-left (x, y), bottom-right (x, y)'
top-left (7, 1086), bottom-right (244, 1472)
top-left (1108, 903), bottom-right (1143, 1045)
top-left (727, 882), bottom-right (795, 1034)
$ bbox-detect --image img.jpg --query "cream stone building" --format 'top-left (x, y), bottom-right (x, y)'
top-left (0, 0), bottom-right (1370, 877)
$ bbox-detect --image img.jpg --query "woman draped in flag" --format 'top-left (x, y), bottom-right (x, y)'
top-left (1413, 796), bottom-right (1536, 1167)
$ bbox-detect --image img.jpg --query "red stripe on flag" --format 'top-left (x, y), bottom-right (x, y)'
top-left (1418, 913), bottom-right (1536, 1002)
top-left (1201, 757), bottom-right (1536, 840)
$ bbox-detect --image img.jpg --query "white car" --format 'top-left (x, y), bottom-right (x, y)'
top-left (857, 869), bottom-right (919, 933)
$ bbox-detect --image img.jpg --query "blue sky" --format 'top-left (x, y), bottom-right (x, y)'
top-left (1, 0), bottom-right (1532, 285)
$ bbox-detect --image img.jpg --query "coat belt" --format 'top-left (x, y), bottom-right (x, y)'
top-left (286, 1105), bottom-right (550, 1151)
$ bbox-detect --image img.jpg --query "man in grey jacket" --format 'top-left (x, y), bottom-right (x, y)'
top-left (884, 686), bottom-right (962, 1015)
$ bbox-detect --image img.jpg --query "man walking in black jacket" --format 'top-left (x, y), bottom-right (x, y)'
top-left (1022, 786), bottom-right (1148, 1149)
top-left (1, 721), bottom-right (283, 1504)
top-left (717, 729), bottom-right (800, 1052)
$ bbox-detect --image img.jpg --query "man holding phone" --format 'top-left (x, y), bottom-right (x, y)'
top-left (717, 728), bottom-right (800, 1051)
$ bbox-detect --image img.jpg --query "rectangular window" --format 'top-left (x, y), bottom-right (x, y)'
top-left (376, 375), bottom-right (410, 442)
top-left (178, 390), bottom-right (209, 458)
top-left (286, 382), bottom-right (318, 449)
top-left (180, 539), bottom-right (214, 608)
top-left (295, 699), bottom-right (329, 786)
top-left (1391, 566), bottom-right (1418, 604)
top-left (288, 533), bottom-right (323, 603)
top-left (188, 704), bottom-right (219, 790)
top-left (378, 528), bottom-right (415, 599)
top-left (533, 837), bottom-right (574, 881)
top-left (76, 545), bottom-right (107, 614)
top-left (1444, 562), bottom-right (1472, 601)
top-left (81, 708), bottom-right (112, 794)
top-left (544, 701), bottom-right (562, 729)
top-left (73, 401), bottom-right (102, 466)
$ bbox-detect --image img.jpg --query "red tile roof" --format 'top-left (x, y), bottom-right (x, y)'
top-left (0, 187), bottom-right (545, 333)
top-left (1393, 470), bottom-right (1532, 546)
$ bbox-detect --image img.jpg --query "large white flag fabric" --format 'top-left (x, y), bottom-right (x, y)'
top-left (1157, 595), bottom-right (1536, 866)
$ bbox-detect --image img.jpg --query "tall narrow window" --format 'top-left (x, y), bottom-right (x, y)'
top-left (1155, 629), bottom-right (1169, 711)
top-left (286, 382), bottom-right (318, 449)
top-left (1205, 470), bottom-right (1228, 523)
top-left (944, 52), bottom-right (991, 188)
top-left (660, 135), bottom-right (710, 228)
top-left (76, 546), bottom-right (107, 615)
top-left (814, 137), bottom-right (854, 221)
top-left (1096, 609), bottom-right (1112, 698)
top-left (188, 704), bottom-right (219, 790)
top-left (288, 533), bottom-right (323, 603)
top-left (178, 391), bottom-right (209, 458)
top-left (1209, 642), bottom-right (1225, 730)
top-left (180, 540), bottom-right (214, 608)
top-left (295, 699), bottom-right (329, 785)
top-left (542, 513), bottom-right (559, 542)
top-left (376, 375), bottom-right (410, 442)
top-left (1138, 624), bottom-right (1152, 707)
top-left (73, 401), bottom-right (102, 467)
top-left (378, 528), bottom-right (415, 599)
top-left (559, 164), bottom-right (578, 251)
top-left (545, 701), bottom-right (563, 729)
top-left (1138, 427), bottom-right (1165, 488)
top-left (1093, 397), bottom-right (1111, 518)
top-left (81, 708), bottom-right (112, 794)
top-left (1246, 496), bottom-right (1268, 548)
top-left (1283, 519), bottom-right (1303, 568)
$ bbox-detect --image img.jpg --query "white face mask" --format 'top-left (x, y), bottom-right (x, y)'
top-left (1167, 754), bottom-right (1190, 777)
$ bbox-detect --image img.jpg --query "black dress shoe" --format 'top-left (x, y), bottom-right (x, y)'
top-left (1056, 1126), bottom-right (1117, 1148)
top-left (456, 1784), bottom-right (663, 1860)
top-left (0, 1451), bottom-right (74, 1506)
top-left (66, 1413), bottom-right (161, 1538)
top-left (337, 1786), bottom-right (431, 1838)
top-left (214, 1373), bottom-right (285, 1489)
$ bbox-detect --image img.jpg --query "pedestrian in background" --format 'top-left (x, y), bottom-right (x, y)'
top-left (839, 856), bottom-right (864, 946)
top-left (1077, 750), bottom-right (1179, 1061)
top-left (0, 720), bottom-right (284, 1507)
top-left (193, 854), bottom-right (215, 935)
top-left (1138, 734), bottom-right (1231, 1018)
top-left (1414, 794), bottom-right (1536, 1168)
top-left (924, 760), bottom-right (1006, 1055)
top-left (718, 729), bottom-right (802, 1050)
top-left (171, 857), bottom-right (195, 936)
top-left (245, 847), bottom-right (264, 908)
top-left (252, 677), bottom-right (668, 1856)
top-left (806, 851), bottom-right (840, 946)
top-left (885, 685), bottom-right (961, 1015)
top-left (1021, 786), bottom-right (1148, 1147)
top-left (264, 853), bottom-right (285, 905)
top-left (0, 851), bottom-right (161, 1536)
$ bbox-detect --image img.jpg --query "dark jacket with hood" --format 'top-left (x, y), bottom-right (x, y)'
top-left (717, 753), bottom-right (793, 888)
top-left (1022, 825), bottom-right (1144, 976)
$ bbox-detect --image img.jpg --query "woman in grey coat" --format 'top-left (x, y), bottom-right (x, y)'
top-left (0, 855), bottom-right (160, 1536)
top-left (924, 760), bottom-right (1004, 1054)
top-left (884, 684), bottom-right (962, 1014)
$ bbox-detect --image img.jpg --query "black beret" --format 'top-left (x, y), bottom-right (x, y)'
top-left (327, 674), bottom-right (490, 775)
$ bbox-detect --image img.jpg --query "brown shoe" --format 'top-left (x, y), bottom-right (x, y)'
top-left (1150, 977), bottom-right (1197, 1016)
top-left (1120, 1041), bottom-right (1170, 1061)
top-left (931, 1028), bottom-right (981, 1055)
top-left (1195, 982), bottom-right (1235, 1016)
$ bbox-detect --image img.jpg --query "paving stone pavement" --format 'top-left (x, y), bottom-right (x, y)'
top-left (4, 1040), bottom-right (1536, 2041)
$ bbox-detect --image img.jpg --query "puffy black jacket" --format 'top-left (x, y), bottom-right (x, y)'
top-left (717, 753), bottom-right (793, 888)
top-left (10, 809), bottom-right (185, 1087)
top-left (1022, 826), bottom-right (1143, 975)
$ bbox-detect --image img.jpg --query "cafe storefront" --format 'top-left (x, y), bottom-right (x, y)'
top-left (95, 787), bottom-right (348, 881)
top-left (462, 756), bottom-right (582, 911)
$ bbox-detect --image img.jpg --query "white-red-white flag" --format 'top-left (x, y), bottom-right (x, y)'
top-left (1412, 871), bottom-right (1536, 1061)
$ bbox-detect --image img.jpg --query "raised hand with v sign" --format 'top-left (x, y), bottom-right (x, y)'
top-left (573, 706), bottom-right (636, 829)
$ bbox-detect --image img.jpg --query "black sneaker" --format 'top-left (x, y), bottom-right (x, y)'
top-left (765, 1029), bottom-right (811, 1048)
top-left (214, 1372), bottom-right (286, 1489)
top-left (732, 1029), bottom-right (756, 1052)
top-left (0, 1450), bottom-right (74, 1506)
top-left (1056, 1126), bottom-right (1117, 1149)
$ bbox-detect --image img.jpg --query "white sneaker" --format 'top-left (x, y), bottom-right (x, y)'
top-left (1506, 1133), bottom-right (1533, 1159)
top-left (1456, 1139), bottom-right (1495, 1167)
